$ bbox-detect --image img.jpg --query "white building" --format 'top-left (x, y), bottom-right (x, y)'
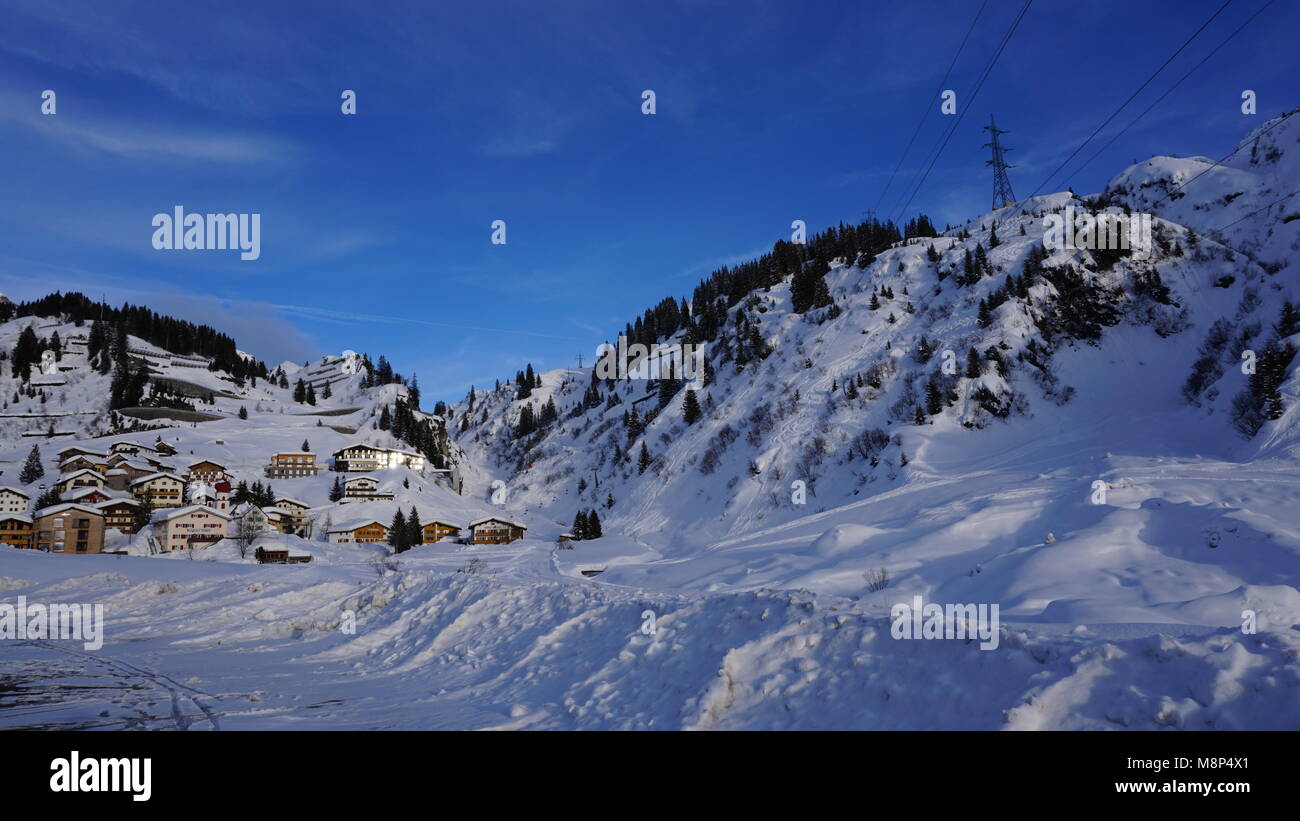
top-left (0, 486), bottom-right (30, 515)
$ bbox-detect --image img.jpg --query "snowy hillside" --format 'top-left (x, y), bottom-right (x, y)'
top-left (450, 112), bottom-right (1300, 632)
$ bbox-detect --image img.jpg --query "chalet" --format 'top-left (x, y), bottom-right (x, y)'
top-left (0, 513), bottom-right (33, 549)
top-left (95, 498), bottom-right (143, 533)
top-left (33, 504), bottom-right (106, 554)
top-left (59, 454), bottom-right (106, 475)
top-left (116, 459), bottom-right (159, 481)
top-left (261, 507), bottom-right (296, 535)
top-left (264, 452), bottom-right (321, 478)
top-left (131, 473), bottom-right (185, 508)
top-left (151, 505), bottom-right (230, 552)
top-left (109, 440), bottom-right (159, 457)
top-left (104, 468), bottom-right (130, 492)
top-left (186, 459), bottom-right (229, 484)
top-left (467, 517), bottom-right (527, 544)
top-left (255, 544), bottom-right (312, 564)
top-left (274, 498), bottom-right (310, 534)
top-left (55, 469), bottom-right (106, 496)
top-left (332, 444), bottom-right (426, 473)
top-left (0, 486), bottom-right (30, 515)
top-left (61, 486), bottom-right (111, 505)
top-left (327, 519), bottom-right (388, 544)
top-left (421, 520), bottom-right (462, 543)
top-left (341, 475), bottom-right (394, 502)
top-left (152, 440), bottom-right (179, 456)
top-left (54, 446), bottom-right (106, 464)
top-left (231, 503), bottom-right (271, 536)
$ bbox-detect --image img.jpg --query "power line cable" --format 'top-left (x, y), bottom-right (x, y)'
top-left (872, 0), bottom-right (990, 216)
top-left (891, 0), bottom-right (1034, 224)
top-left (1021, 0), bottom-right (1234, 203)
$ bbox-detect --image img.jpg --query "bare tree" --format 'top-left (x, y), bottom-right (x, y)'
top-left (232, 514), bottom-right (261, 559)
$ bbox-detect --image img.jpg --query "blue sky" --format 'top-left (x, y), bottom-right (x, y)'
top-left (0, 0), bottom-right (1296, 404)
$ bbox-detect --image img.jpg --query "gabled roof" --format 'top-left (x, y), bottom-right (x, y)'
top-left (274, 497), bottom-right (309, 509)
top-left (60, 454), bottom-right (104, 467)
top-left (34, 503), bottom-right (105, 519)
top-left (187, 459), bottom-right (227, 469)
top-left (151, 505), bottom-right (231, 523)
top-left (110, 440), bottom-right (157, 452)
top-left (58, 469), bottom-right (106, 482)
top-left (0, 486), bottom-right (30, 498)
top-left (423, 519), bottom-right (463, 529)
top-left (0, 513), bottom-right (33, 524)
top-left (63, 487), bottom-right (109, 501)
top-left (342, 475), bottom-right (378, 484)
top-left (94, 498), bottom-right (141, 509)
top-left (327, 518), bottom-right (388, 533)
top-left (131, 472), bottom-right (184, 486)
top-left (468, 516), bottom-right (526, 529)
top-left (55, 446), bottom-right (106, 458)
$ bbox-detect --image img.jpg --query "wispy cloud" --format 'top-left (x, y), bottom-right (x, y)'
top-left (0, 93), bottom-right (292, 164)
top-left (269, 303), bottom-right (585, 341)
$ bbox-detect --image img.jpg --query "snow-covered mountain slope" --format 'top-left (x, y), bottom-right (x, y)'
top-left (449, 112), bottom-right (1300, 634)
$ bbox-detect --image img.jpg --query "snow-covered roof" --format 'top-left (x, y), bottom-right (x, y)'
top-left (274, 497), bottom-right (309, 509)
top-left (34, 503), bottom-right (105, 519)
top-left (468, 516), bottom-right (526, 529)
top-left (0, 486), bottom-right (30, 498)
top-left (56, 446), bottom-right (106, 458)
top-left (110, 440), bottom-right (157, 452)
top-left (60, 454), bottom-right (104, 467)
top-left (151, 505), bottom-right (231, 523)
top-left (63, 487), bottom-right (108, 501)
top-left (94, 498), bottom-right (141, 509)
top-left (424, 519), bottom-right (463, 529)
top-left (58, 469), bottom-right (105, 482)
top-left (343, 475), bottom-right (378, 484)
top-left (131, 472), bottom-right (184, 486)
top-left (187, 458), bottom-right (227, 468)
top-left (0, 513), bottom-right (33, 524)
top-left (327, 518), bottom-right (387, 533)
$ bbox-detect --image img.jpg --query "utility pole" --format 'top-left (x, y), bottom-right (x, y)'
top-left (983, 115), bottom-right (1017, 209)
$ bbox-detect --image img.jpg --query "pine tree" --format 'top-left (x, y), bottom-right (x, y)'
top-left (682, 389), bottom-right (702, 424)
top-left (407, 506), bottom-right (422, 547)
top-left (638, 442), bottom-right (651, 474)
top-left (301, 439), bottom-right (310, 452)
top-left (238, 405), bottom-right (248, 420)
top-left (329, 476), bottom-right (343, 502)
top-left (605, 492), bottom-right (614, 509)
top-left (925, 374), bottom-right (944, 416)
top-left (379, 405), bottom-right (391, 430)
top-left (587, 510), bottom-right (602, 538)
top-left (572, 510), bottom-right (588, 540)
top-left (306, 383), bottom-right (316, 405)
top-left (965, 347), bottom-right (982, 379)
top-left (19, 444), bottom-right (43, 484)
top-left (389, 509), bottom-right (407, 552)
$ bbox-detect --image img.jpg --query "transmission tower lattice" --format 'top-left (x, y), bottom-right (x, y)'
top-left (983, 115), bottom-right (1017, 209)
